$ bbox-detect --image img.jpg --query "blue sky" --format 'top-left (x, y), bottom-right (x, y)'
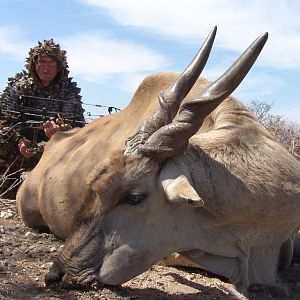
top-left (0, 0), bottom-right (299, 124)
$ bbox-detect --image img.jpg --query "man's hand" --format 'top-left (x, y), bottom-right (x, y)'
top-left (18, 138), bottom-right (35, 158)
top-left (43, 120), bottom-right (61, 139)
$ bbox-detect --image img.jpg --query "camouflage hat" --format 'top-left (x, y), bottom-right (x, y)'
top-left (25, 39), bottom-right (70, 82)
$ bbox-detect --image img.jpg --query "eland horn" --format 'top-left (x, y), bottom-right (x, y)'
top-left (139, 32), bottom-right (268, 159)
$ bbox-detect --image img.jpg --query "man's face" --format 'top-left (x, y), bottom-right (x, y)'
top-left (35, 55), bottom-right (59, 87)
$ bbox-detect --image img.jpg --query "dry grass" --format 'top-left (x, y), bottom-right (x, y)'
top-left (0, 157), bottom-right (24, 199)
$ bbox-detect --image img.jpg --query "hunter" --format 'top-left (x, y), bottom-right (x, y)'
top-left (0, 39), bottom-right (85, 197)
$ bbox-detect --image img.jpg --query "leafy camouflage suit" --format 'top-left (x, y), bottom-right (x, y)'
top-left (0, 39), bottom-right (85, 198)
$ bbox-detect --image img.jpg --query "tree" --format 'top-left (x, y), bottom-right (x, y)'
top-left (248, 100), bottom-right (300, 160)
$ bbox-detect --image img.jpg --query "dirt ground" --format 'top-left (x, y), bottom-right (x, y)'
top-left (1, 199), bottom-right (300, 300)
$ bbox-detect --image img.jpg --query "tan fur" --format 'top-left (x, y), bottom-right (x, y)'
top-left (17, 73), bottom-right (300, 292)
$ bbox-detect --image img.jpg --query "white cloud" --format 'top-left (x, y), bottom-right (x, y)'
top-left (0, 26), bottom-right (168, 93)
top-left (0, 26), bottom-right (30, 60)
top-left (201, 62), bottom-right (285, 103)
top-left (118, 72), bottom-right (149, 93)
top-left (62, 32), bottom-right (169, 86)
top-left (80, 0), bottom-right (300, 69)
top-left (234, 73), bottom-right (285, 102)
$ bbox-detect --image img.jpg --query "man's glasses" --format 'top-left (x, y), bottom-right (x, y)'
top-left (36, 60), bottom-right (58, 68)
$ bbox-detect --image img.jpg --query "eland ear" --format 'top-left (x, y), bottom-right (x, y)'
top-left (162, 175), bottom-right (204, 207)
top-left (159, 161), bottom-right (204, 207)
top-left (159, 156), bottom-right (204, 207)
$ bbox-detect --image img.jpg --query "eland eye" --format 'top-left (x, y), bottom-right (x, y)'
top-left (122, 193), bottom-right (146, 205)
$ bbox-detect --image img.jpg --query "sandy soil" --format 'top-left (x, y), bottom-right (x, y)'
top-left (1, 199), bottom-right (300, 300)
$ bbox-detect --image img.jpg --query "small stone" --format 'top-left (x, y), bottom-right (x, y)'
top-left (3, 248), bottom-right (12, 256)
top-left (49, 246), bottom-right (56, 253)
top-left (9, 261), bottom-right (16, 267)
top-left (0, 210), bottom-right (14, 219)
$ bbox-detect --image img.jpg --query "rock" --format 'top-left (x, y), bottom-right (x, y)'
top-left (25, 231), bottom-right (33, 237)
top-left (49, 246), bottom-right (56, 253)
top-left (2, 248), bottom-right (12, 256)
top-left (0, 210), bottom-right (14, 219)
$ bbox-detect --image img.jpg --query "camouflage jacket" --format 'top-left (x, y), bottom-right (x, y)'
top-left (0, 72), bottom-right (86, 189)
top-left (0, 71), bottom-right (85, 143)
